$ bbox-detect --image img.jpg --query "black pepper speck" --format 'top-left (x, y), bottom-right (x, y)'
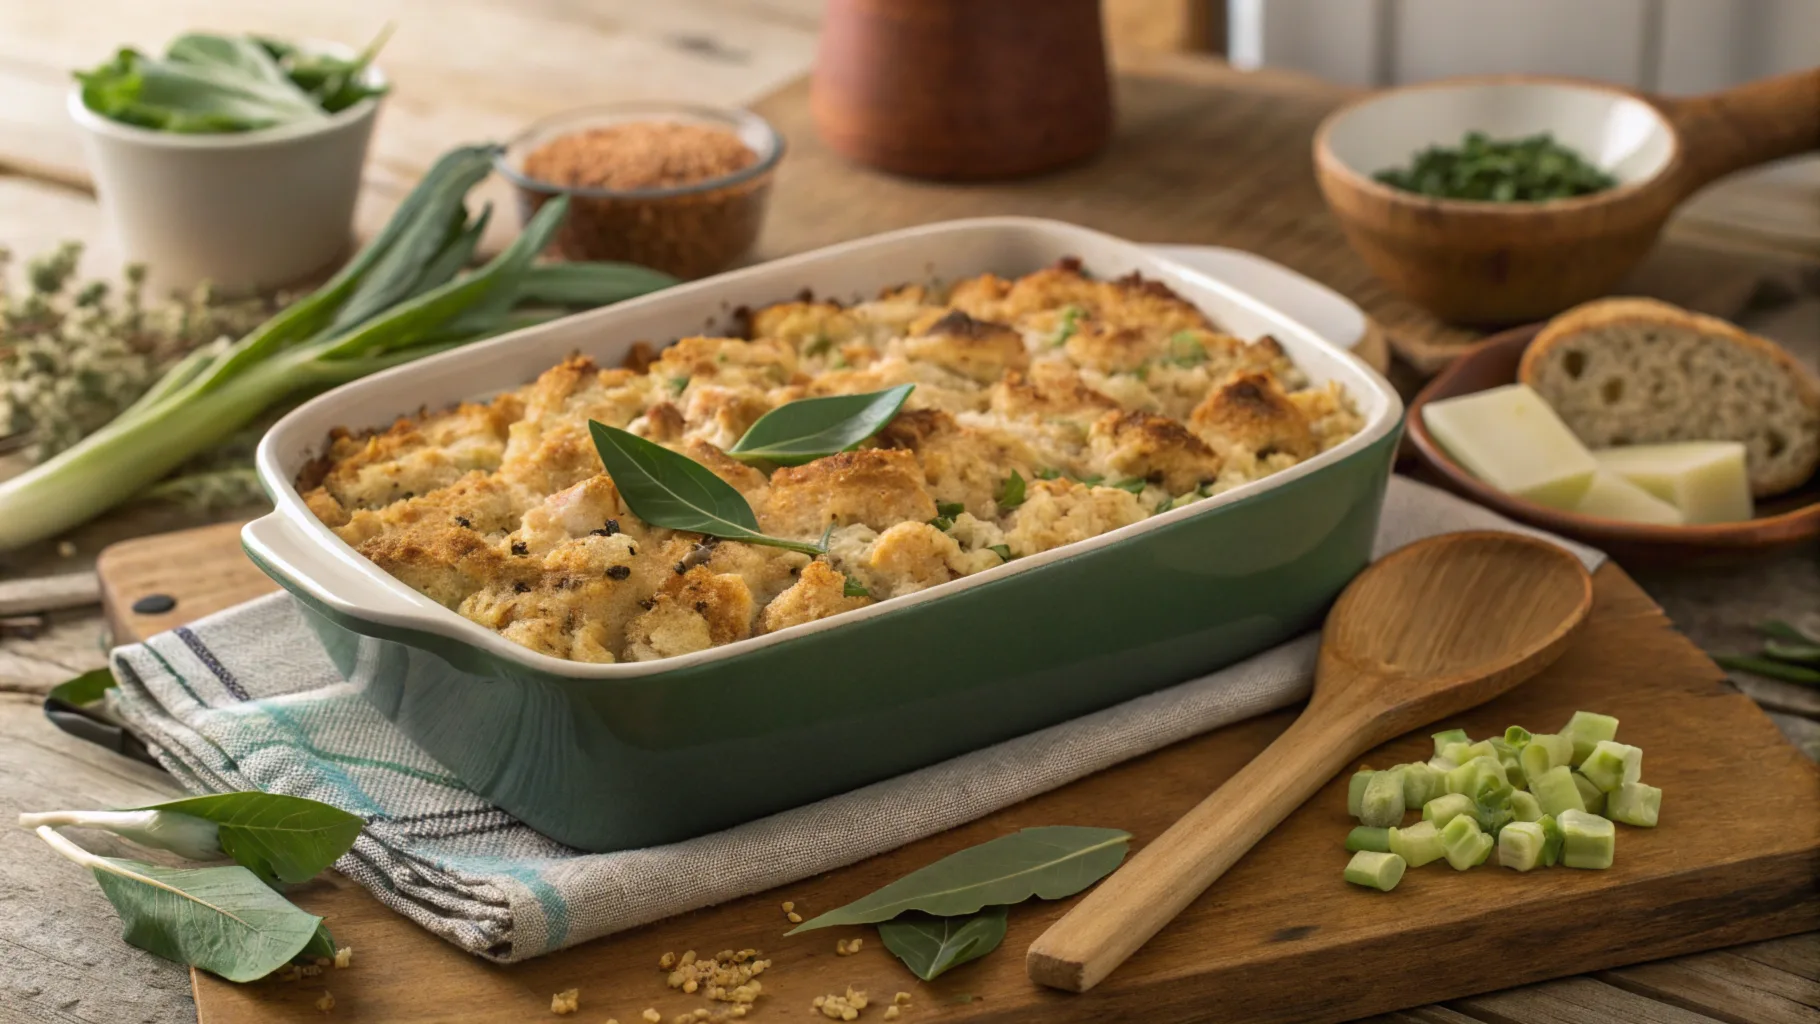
top-left (606, 565), bottom-right (631, 580)
top-left (603, 519), bottom-right (620, 536)
top-left (511, 542), bottom-right (528, 556)
top-left (454, 516), bottom-right (471, 528)
top-left (513, 582), bottom-right (530, 593)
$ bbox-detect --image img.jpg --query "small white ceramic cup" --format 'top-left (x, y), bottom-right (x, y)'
top-left (68, 49), bottom-right (384, 294)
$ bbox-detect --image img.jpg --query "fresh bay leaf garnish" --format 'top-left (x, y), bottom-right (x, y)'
top-left (878, 906), bottom-right (1008, 981)
top-left (31, 825), bottom-right (328, 982)
top-left (47, 667), bottom-right (117, 707)
top-left (788, 826), bottom-right (1130, 932)
top-left (589, 421), bottom-right (826, 556)
top-left (726, 384), bottom-right (913, 466)
top-left (142, 793), bottom-right (363, 887)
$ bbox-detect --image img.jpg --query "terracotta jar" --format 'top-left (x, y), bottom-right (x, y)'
top-left (811, 0), bottom-right (1113, 180)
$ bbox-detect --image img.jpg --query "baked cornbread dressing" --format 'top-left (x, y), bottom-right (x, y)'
top-left (299, 261), bottom-right (1363, 664)
top-left (514, 119), bottom-right (769, 278)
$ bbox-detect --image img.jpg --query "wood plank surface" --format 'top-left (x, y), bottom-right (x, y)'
top-left (82, 526), bottom-right (1820, 1024)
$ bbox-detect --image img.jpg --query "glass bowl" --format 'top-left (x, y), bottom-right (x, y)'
top-left (496, 102), bottom-right (783, 280)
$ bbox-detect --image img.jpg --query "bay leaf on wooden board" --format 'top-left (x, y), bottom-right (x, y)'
top-left (789, 826), bottom-right (1131, 932)
top-left (878, 905), bottom-right (1009, 980)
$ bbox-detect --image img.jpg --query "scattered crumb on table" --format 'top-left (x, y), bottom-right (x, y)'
top-left (550, 988), bottom-right (580, 1015)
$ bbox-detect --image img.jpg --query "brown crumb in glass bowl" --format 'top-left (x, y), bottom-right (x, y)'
top-left (524, 123), bottom-right (757, 190)
top-left (513, 120), bottom-right (774, 280)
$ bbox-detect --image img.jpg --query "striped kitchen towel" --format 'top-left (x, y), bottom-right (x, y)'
top-left (105, 476), bottom-right (1601, 962)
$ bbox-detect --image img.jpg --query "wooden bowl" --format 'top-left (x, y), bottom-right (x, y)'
top-left (810, 0), bottom-right (1112, 180)
top-left (1405, 324), bottom-right (1820, 565)
top-left (1314, 70), bottom-right (1820, 325)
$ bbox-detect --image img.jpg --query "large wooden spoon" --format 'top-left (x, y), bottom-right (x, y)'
top-left (1027, 530), bottom-right (1594, 992)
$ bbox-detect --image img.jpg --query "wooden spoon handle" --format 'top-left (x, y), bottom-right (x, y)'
top-left (1657, 68), bottom-right (1820, 198)
top-left (1026, 705), bottom-right (1368, 992)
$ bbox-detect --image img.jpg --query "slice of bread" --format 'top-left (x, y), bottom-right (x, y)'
top-left (1519, 298), bottom-right (1820, 497)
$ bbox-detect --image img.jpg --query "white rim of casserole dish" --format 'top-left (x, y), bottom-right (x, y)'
top-left (248, 216), bottom-right (1404, 679)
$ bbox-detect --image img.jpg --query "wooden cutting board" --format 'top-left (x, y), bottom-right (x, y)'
top-left (92, 521), bottom-right (1820, 1024)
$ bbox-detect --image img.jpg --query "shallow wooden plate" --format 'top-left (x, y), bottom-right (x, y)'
top-left (1405, 324), bottom-right (1820, 565)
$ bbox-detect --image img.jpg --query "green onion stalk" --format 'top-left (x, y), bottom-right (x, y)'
top-left (0, 144), bottom-right (677, 550)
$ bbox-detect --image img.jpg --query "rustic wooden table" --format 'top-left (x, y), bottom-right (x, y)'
top-left (2, 6), bottom-right (1817, 1024)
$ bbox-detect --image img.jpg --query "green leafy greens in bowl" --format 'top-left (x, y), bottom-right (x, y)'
top-left (1373, 131), bottom-right (1617, 203)
top-left (74, 28), bottom-right (391, 134)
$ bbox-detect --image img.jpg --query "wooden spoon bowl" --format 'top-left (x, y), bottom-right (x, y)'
top-left (1027, 530), bottom-right (1593, 993)
top-left (1314, 70), bottom-right (1820, 324)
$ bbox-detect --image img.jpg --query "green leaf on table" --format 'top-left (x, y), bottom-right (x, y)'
top-left (726, 385), bottom-right (914, 466)
top-left (1763, 639), bottom-right (1820, 666)
top-left (141, 793), bottom-right (362, 887)
top-left (301, 921), bottom-right (338, 962)
top-left (48, 668), bottom-right (117, 707)
top-left (878, 906), bottom-right (1008, 981)
top-left (589, 421), bottom-right (827, 556)
top-left (89, 855), bottom-right (327, 981)
top-left (788, 826), bottom-right (1130, 933)
top-left (1759, 620), bottom-right (1820, 646)
top-left (1712, 653), bottom-right (1820, 687)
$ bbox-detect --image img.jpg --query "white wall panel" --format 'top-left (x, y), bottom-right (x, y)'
top-left (1391, 0), bottom-right (1650, 86)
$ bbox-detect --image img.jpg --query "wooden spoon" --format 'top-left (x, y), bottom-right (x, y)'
top-left (1026, 530), bottom-right (1594, 992)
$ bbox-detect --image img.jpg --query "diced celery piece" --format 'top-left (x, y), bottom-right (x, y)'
top-left (1511, 790), bottom-right (1543, 822)
top-left (1344, 850), bottom-right (1407, 891)
top-left (1396, 763), bottom-right (1447, 808)
top-left (1519, 733), bottom-right (1575, 781)
top-left (1348, 770), bottom-right (1376, 818)
top-left (1428, 756), bottom-right (1459, 772)
top-left (1607, 782), bottom-right (1661, 827)
top-left (1423, 793), bottom-right (1475, 828)
top-left (1346, 826), bottom-right (1392, 853)
top-left (1562, 711), bottom-right (1619, 764)
top-left (1530, 765), bottom-right (1587, 816)
top-left (1572, 772), bottom-right (1608, 816)
top-left (1497, 821), bottom-right (1546, 871)
top-left (1446, 755), bottom-right (1507, 796)
top-left (1489, 737), bottom-right (1517, 762)
top-left (1441, 739), bottom-right (1496, 765)
top-left (1388, 821), bottom-right (1446, 868)
top-left (1474, 791), bottom-right (1515, 836)
top-left (1504, 725), bottom-right (1533, 748)
top-left (1502, 755), bottom-right (1528, 791)
top-left (1431, 728), bottom-right (1469, 759)
top-left (1538, 814), bottom-right (1564, 866)
top-left (1360, 770), bottom-right (1406, 828)
top-left (1579, 740), bottom-right (1642, 793)
top-left (1440, 815), bottom-right (1493, 870)
top-left (1559, 809), bottom-right (1616, 869)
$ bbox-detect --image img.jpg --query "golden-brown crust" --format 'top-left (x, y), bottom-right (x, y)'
top-left (1088, 409), bottom-right (1225, 494)
top-left (300, 264), bottom-right (1359, 663)
top-left (759, 449), bottom-right (937, 535)
top-left (759, 560), bottom-right (870, 634)
top-left (1189, 371), bottom-right (1320, 462)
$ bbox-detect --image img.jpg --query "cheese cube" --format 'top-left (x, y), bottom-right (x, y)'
top-left (1422, 384), bottom-right (1597, 508)
top-left (1593, 442), bottom-right (1753, 524)
top-left (1571, 470), bottom-right (1684, 525)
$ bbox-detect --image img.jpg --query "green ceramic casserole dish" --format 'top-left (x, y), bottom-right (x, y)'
top-left (245, 217), bottom-right (1403, 852)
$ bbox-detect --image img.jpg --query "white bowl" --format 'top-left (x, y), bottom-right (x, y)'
top-left (68, 46), bottom-right (385, 293)
top-left (1320, 77), bottom-right (1677, 194)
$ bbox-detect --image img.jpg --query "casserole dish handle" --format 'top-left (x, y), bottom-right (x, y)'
top-left (242, 512), bottom-right (433, 620)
